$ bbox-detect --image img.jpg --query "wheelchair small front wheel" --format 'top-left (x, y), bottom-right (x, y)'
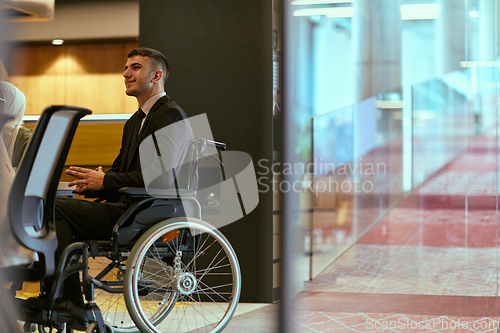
top-left (90, 255), bottom-right (176, 332)
top-left (22, 322), bottom-right (36, 332)
top-left (38, 323), bottom-right (65, 333)
top-left (123, 217), bottom-right (241, 333)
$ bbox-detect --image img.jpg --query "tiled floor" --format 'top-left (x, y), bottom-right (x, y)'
top-left (305, 245), bottom-right (498, 296)
top-left (293, 312), bottom-right (499, 333)
top-left (358, 208), bottom-right (498, 247)
top-left (294, 293), bottom-right (499, 317)
top-left (294, 133), bottom-right (500, 332)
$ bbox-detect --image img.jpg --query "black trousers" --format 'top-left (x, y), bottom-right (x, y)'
top-left (53, 197), bottom-right (128, 301)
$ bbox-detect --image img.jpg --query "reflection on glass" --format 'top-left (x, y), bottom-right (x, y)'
top-left (412, 70), bottom-right (470, 188)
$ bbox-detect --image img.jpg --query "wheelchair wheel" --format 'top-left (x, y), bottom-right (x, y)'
top-left (124, 217), bottom-right (241, 333)
top-left (91, 256), bottom-right (176, 332)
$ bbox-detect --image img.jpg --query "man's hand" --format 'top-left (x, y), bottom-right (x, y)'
top-left (66, 166), bottom-right (105, 193)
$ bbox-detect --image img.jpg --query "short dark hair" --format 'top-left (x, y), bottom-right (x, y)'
top-left (128, 47), bottom-right (170, 80)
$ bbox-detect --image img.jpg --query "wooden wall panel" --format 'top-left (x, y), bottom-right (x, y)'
top-left (10, 42), bottom-right (139, 115)
top-left (65, 122), bottom-right (124, 166)
top-left (13, 75), bottom-right (66, 111)
top-left (25, 122), bottom-right (124, 166)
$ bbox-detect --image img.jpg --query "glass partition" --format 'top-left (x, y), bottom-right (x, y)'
top-left (283, 0), bottom-right (500, 332)
top-left (311, 95), bottom-right (404, 277)
top-left (311, 103), bottom-right (353, 276)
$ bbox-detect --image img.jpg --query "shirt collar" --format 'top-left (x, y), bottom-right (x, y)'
top-left (140, 92), bottom-right (166, 116)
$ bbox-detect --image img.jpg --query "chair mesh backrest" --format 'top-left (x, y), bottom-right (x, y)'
top-left (8, 106), bottom-right (91, 277)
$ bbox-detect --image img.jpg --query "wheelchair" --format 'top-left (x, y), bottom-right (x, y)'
top-left (1, 106), bottom-right (241, 333)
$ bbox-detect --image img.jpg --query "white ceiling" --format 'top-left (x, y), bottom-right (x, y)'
top-left (1, 0), bottom-right (139, 42)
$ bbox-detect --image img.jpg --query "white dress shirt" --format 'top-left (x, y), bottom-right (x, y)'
top-left (140, 91), bottom-right (166, 131)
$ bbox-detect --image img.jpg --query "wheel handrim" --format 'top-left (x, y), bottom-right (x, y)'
top-left (126, 219), bottom-right (241, 333)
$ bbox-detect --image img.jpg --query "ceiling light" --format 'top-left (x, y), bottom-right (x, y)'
top-left (460, 61), bottom-right (498, 67)
top-left (294, 7), bottom-right (354, 17)
top-left (291, 0), bottom-right (354, 5)
top-left (400, 4), bottom-right (441, 20)
top-left (52, 39), bottom-right (64, 45)
top-left (469, 10), bottom-right (480, 18)
top-left (413, 110), bottom-right (436, 120)
top-left (375, 100), bottom-right (404, 109)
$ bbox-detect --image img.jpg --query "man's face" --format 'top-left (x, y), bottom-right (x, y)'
top-left (123, 55), bottom-right (154, 98)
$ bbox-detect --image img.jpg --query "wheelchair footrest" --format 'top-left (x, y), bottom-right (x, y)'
top-left (84, 302), bottom-right (107, 333)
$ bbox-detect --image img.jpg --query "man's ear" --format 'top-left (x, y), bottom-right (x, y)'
top-left (152, 70), bottom-right (163, 83)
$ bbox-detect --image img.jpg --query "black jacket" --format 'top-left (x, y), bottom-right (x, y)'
top-left (103, 95), bottom-right (189, 200)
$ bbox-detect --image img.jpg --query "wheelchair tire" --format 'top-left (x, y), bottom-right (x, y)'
top-left (123, 217), bottom-right (241, 333)
top-left (91, 255), bottom-right (176, 332)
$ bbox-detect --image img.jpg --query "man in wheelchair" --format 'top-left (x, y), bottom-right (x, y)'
top-left (49, 46), bottom-right (193, 329)
top-left (5, 46), bottom-right (241, 333)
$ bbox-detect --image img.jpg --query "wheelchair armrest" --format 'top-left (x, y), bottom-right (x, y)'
top-left (113, 196), bottom-right (157, 229)
top-left (72, 189), bottom-right (106, 199)
top-left (118, 187), bottom-right (151, 198)
top-left (119, 187), bottom-right (196, 199)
